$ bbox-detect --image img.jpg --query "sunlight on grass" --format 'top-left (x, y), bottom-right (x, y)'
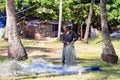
top-left (19, 58), bottom-right (32, 63)
top-left (112, 40), bottom-right (120, 49)
top-left (0, 38), bottom-right (8, 48)
top-left (0, 37), bottom-right (120, 79)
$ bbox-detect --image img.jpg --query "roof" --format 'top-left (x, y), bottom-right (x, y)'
top-left (48, 19), bottom-right (59, 25)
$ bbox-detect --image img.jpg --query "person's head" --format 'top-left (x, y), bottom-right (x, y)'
top-left (63, 24), bottom-right (71, 32)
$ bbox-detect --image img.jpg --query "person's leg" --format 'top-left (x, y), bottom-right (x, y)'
top-left (61, 47), bottom-right (65, 66)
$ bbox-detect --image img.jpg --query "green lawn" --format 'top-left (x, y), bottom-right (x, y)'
top-left (0, 38), bottom-right (120, 80)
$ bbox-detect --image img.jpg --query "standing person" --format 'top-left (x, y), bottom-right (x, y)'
top-left (61, 24), bottom-right (78, 66)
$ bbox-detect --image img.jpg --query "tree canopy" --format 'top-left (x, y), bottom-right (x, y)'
top-left (0, 0), bottom-right (120, 27)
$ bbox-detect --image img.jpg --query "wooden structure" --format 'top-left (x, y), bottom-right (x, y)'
top-left (18, 19), bottom-right (59, 40)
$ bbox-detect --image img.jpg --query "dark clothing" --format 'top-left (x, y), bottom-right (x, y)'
top-left (62, 30), bottom-right (78, 46)
top-left (61, 30), bottom-right (78, 66)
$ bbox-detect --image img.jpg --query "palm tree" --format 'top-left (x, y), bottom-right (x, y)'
top-left (100, 0), bottom-right (118, 64)
top-left (57, 0), bottom-right (62, 40)
top-left (82, 0), bottom-right (95, 43)
top-left (6, 0), bottom-right (27, 60)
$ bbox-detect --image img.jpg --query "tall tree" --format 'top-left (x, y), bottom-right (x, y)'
top-left (6, 0), bottom-right (27, 60)
top-left (82, 0), bottom-right (95, 43)
top-left (57, 0), bottom-right (62, 40)
top-left (100, 0), bottom-right (118, 64)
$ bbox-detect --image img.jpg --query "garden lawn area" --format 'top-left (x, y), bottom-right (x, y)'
top-left (0, 38), bottom-right (120, 80)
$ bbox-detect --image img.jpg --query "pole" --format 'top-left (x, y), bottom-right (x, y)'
top-left (57, 0), bottom-right (62, 40)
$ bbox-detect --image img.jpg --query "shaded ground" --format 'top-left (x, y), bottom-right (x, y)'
top-left (0, 39), bottom-right (120, 80)
top-left (0, 42), bottom-right (119, 57)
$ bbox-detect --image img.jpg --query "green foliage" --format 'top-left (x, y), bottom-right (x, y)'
top-left (0, 0), bottom-right (120, 27)
top-left (0, 0), bottom-right (5, 10)
top-left (107, 0), bottom-right (120, 26)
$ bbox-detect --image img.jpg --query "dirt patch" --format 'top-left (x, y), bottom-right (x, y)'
top-left (0, 48), bottom-right (7, 56)
top-left (76, 46), bottom-right (101, 51)
top-left (0, 48), bottom-right (62, 58)
top-left (0, 41), bottom-right (120, 58)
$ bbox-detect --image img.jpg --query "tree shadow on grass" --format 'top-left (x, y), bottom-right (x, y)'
top-left (30, 56), bottom-right (103, 65)
top-left (25, 46), bottom-right (54, 53)
top-left (0, 56), bottom-right (119, 79)
top-left (0, 55), bottom-right (8, 62)
top-left (76, 57), bottom-right (102, 64)
top-left (16, 73), bottom-right (65, 80)
top-left (101, 68), bottom-right (120, 80)
top-left (47, 58), bottom-right (61, 64)
top-left (31, 55), bottom-right (50, 58)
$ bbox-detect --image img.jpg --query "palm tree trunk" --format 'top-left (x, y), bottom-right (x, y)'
top-left (6, 0), bottom-right (27, 60)
top-left (100, 0), bottom-right (118, 64)
top-left (80, 25), bottom-right (83, 40)
top-left (57, 0), bottom-right (62, 40)
top-left (82, 0), bottom-right (95, 43)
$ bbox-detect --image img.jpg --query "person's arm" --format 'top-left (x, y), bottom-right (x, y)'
top-left (61, 33), bottom-right (66, 43)
top-left (72, 31), bottom-right (78, 42)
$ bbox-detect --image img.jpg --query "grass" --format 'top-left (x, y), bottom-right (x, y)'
top-left (0, 38), bottom-right (8, 48)
top-left (0, 37), bottom-right (120, 80)
top-left (0, 56), bottom-right (8, 63)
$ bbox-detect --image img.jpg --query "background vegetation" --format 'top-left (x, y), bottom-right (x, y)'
top-left (1, 0), bottom-right (120, 27)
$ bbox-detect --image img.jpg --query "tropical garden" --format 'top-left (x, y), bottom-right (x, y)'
top-left (0, 0), bottom-right (120, 79)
